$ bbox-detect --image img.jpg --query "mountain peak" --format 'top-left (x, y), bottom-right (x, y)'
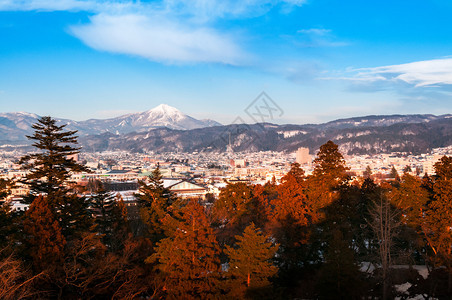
top-left (149, 104), bottom-right (181, 115)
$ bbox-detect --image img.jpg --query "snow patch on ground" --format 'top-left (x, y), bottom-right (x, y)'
top-left (395, 282), bottom-right (411, 294)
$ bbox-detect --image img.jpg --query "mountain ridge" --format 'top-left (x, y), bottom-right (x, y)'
top-left (0, 104), bottom-right (221, 141)
top-left (1, 109), bottom-right (452, 155)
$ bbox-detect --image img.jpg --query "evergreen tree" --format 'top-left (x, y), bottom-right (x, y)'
top-left (149, 199), bottom-right (221, 299)
top-left (213, 182), bottom-right (256, 245)
top-left (225, 223), bottom-right (278, 299)
top-left (136, 166), bottom-right (174, 242)
top-left (306, 141), bottom-right (349, 222)
top-left (0, 179), bottom-right (15, 251)
top-left (390, 166), bottom-right (400, 181)
top-left (19, 116), bottom-right (90, 204)
top-left (363, 165), bottom-right (372, 179)
top-left (19, 116), bottom-right (92, 239)
top-left (316, 183), bottom-right (374, 266)
top-left (268, 163), bottom-right (312, 287)
top-left (426, 156), bottom-right (452, 294)
top-left (23, 195), bottom-right (66, 272)
top-left (0, 179), bottom-right (9, 201)
top-left (312, 141), bottom-right (348, 184)
top-left (390, 173), bottom-right (429, 229)
top-left (403, 165), bottom-right (412, 173)
top-left (272, 163), bottom-right (309, 228)
top-left (316, 229), bottom-right (366, 300)
top-left (90, 185), bottom-right (128, 251)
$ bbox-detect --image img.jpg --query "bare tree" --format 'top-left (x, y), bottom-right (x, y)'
top-left (367, 192), bottom-right (402, 300)
top-left (0, 254), bottom-right (41, 300)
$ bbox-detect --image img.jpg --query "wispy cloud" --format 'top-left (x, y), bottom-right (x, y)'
top-left (0, 0), bottom-right (306, 15)
top-left (0, 0), bottom-right (306, 65)
top-left (294, 28), bottom-right (348, 48)
top-left (0, 0), bottom-right (97, 11)
top-left (327, 58), bottom-right (452, 87)
top-left (71, 13), bottom-right (245, 64)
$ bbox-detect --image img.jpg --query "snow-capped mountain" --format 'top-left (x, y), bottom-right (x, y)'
top-left (81, 104), bottom-right (221, 134)
top-left (2, 109), bottom-right (452, 155)
top-left (0, 104), bottom-right (222, 143)
top-left (0, 112), bottom-right (39, 142)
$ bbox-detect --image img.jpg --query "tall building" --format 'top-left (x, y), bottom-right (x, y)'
top-left (296, 147), bottom-right (310, 165)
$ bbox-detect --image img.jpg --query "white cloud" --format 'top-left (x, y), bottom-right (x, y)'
top-left (1, 0), bottom-right (306, 65)
top-left (0, 0), bottom-right (96, 11)
top-left (0, 0), bottom-right (306, 16)
top-left (298, 28), bottom-right (331, 35)
top-left (294, 28), bottom-right (348, 47)
top-left (329, 58), bottom-right (452, 87)
top-left (164, 0), bottom-right (306, 20)
top-left (71, 14), bottom-right (245, 64)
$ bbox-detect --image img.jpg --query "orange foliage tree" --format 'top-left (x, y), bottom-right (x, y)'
top-left (149, 199), bottom-right (222, 299)
top-left (22, 195), bottom-right (66, 272)
top-left (306, 140), bottom-right (349, 222)
top-left (225, 223), bottom-right (278, 298)
top-left (427, 156), bottom-right (452, 292)
top-left (212, 182), bottom-right (257, 244)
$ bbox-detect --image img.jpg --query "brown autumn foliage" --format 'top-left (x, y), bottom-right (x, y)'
top-left (0, 253), bottom-right (41, 300)
top-left (23, 195), bottom-right (66, 273)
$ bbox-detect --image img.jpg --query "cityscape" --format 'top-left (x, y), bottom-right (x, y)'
top-left (2, 140), bottom-right (452, 209)
top-left (1, 0), bottom-right (452, 299)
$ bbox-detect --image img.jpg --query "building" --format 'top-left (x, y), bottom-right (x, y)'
top-left (165, 179), bottom-right (208, 199)
top-left (296, 147), bottom-right (310, 165)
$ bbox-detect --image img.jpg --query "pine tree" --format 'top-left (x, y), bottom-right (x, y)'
top-left (403, 165), bottom-right (412, 173)
top-left (316, 183), bottom-right (374, 267)
top-left (363, 165), bottom-right (372, 179)
top-left (316, 229), bottom-right (365, 300)
top-left (213, 182), bottom-right (256, 244)
top-left (19, 116), bottom-right (90, 204)
top-left (149, 199), bottom-right (221, 299)
top-left (90, 185), bottom-right (128, 250)
top-left (426, 156), bottom-right (452, 294)
top-left (136, 166), bottom-right (174, 242)
top-left (272, 163), bottom-right (309, 228)
top-left (0, 179), bottom-right (15, 251)
top-left (19, 116), bottom-right (92, 239)
top-left (390, 173), bottom-right (429, 229)
top-left (266, 163), bottom-right (312, 284)
top-left (306, 141), bottom-right (349, 222)
top-left (225, 223), bottom-right (278, 299)
top-left (0, 179), bottom-right (9, 201)
top-left (23, 195), bottom-right (66, 272)
top-left (312, 140), bottom-right (348, 183)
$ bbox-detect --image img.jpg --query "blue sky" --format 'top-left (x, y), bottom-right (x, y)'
top-left (1, 0), bottom-right (452, 124)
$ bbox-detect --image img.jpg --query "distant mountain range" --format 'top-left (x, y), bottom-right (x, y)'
top-left (1, 107), bottom-right (451, 155)
top-left (0, 104), bottom-right (221, 143)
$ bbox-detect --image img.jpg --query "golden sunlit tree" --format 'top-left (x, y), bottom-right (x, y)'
top-left (149, 199), bottom-right (222, 299)
top-left (225, 223), bottom-right (278, 299)
top-left (426, 156), bottom-right (452, 294)
top-left (212, 182), bottom-right (256, 244)
top-left (306, 140), bottom-right (349, 222)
